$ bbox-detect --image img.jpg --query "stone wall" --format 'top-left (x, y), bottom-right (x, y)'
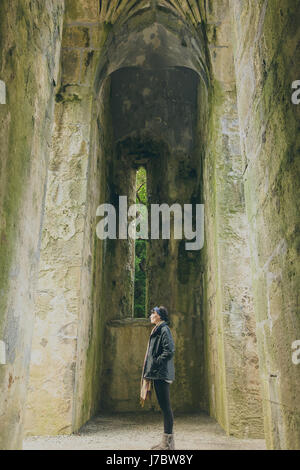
top-left (24, 85), bottom-right (94, 436)
top-left (72, 76), bottom-right (114, 431)
top-left (203, 0), bottom-right (264, 438)
top-left (0, 0), bottom-right (64, 450)
top-left (101, 318), bottom-right (159, 412)
top-left (230, 0), bottom-right (300, 449)
top-left (25, 9), bottom-right (105, 435)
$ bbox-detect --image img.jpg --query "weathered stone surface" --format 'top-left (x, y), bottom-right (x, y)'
top-left (203, 1), bottom-right (264, 439)
top-left (25, 86), bottom-right (94, 436)
top-left (101, 319), bottom-right (158, 411)
top-left (64, 0), bottom-right (99, 23)
top-left (230, 0), bottom-right (300, 449)
top-left (0, 0), bottom-right (64, 450)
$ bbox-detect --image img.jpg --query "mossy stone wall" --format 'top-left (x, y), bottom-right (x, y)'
top-left (0, 0), bottom-right (64, 450)
top-left (203, 0), bottom-right (264, 439)
top-left (230, 0), bottom-right (300, 449)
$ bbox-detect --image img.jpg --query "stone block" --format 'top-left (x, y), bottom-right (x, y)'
top-left (61, 48), bottom-right (81, 84)
top-left (80, 49), bottom-right (96, 85)
top-left (63, 26), bottom-right (91, 48)
top-left (64, 0), bottom-right (99, 22)
top-left (102, 318), bottom-right (158, 412)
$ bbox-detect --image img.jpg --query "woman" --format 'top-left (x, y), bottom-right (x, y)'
top-left (140, 306), bottom-right (175, 450)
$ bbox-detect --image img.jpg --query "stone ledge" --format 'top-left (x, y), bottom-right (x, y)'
top-left (107, 317), bottom-right (151, 328)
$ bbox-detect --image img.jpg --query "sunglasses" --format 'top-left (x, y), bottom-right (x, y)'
top-left (150, 306), bottom-right (160, 315)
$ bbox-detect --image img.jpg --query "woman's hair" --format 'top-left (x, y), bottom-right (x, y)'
top-left (158, 305), bottom-right (169, 323)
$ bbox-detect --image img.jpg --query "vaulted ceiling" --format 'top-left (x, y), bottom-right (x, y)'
top-left (98, 0), bottom-right (206, 26)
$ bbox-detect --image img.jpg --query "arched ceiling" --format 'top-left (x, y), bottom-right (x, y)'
top-left (98, 0), bottom-right (206, 26)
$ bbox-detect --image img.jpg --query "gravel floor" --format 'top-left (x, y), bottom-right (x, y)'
top-left (23, 412), bottom-right (266, 450)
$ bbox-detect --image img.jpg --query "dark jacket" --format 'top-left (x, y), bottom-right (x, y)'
top-left (143, 321), bottom-right (175, 381)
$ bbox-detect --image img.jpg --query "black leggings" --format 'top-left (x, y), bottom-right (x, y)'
top-left (154, 380), bottom-right (174, 434)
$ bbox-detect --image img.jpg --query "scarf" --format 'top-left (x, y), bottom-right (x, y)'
top-left (140, 321), bottom-right (164, 407)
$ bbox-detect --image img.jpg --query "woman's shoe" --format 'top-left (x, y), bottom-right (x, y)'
top-left (165, 433), bottom-right (175, 450)
top-left (151, 434), bottom-right (164, 449)
top-left (150, 433), bottom-right (175, 450)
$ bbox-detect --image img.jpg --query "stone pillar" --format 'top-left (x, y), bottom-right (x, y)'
top-left (203, 0), bottom-right (264, 438)
top-left (0, 0), bottom-right (64, 449)
top-left (25, 15), bottom-right (106, 435)
top-left (24, 85), bottom-right (94, 436)
top-left (230, 0), bottom-right (300, 449)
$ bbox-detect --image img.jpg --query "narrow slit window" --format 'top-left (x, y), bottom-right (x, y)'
top-left (133, 166), bottom-right (147, 318)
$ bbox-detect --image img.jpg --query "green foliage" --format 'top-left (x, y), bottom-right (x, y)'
top-left (136, 166), bottom-right (147, 205)
top-left (134, 167), bottom-right (147, 317)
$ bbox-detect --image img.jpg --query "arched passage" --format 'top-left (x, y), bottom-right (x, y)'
top-left (97, 63), bottom-right (207, 412)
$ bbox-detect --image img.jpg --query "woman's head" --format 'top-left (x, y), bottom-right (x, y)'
top-left (150, 305), bottom-right (169, 324)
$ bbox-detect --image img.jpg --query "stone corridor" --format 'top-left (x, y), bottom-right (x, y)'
top-left (0, 0), bottom-right (299, 451)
